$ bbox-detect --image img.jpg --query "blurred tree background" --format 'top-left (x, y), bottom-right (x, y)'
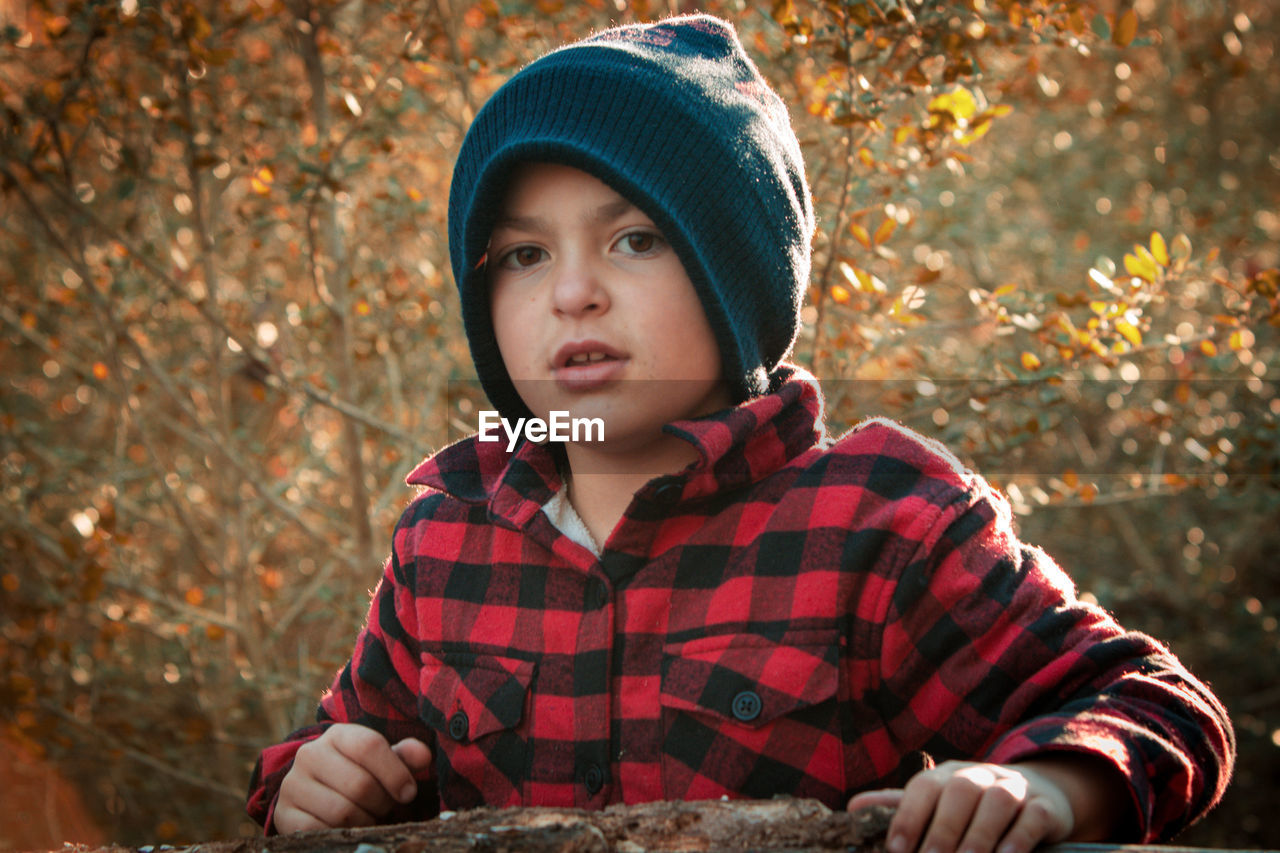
top-left (1, 0), bottom-right (1277, 847)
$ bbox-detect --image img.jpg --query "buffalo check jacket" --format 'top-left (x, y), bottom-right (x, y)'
top-left (247, 367), bottom-right (1233, 839)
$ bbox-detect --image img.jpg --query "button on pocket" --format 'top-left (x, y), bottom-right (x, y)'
top-left (419, 651), bottom-right (535, 809)
top-left (659, 630), bottom-right (844, 803)
top-left (731, 690), bottom-right (762, 722)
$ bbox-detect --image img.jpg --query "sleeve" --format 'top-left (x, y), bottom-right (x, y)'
top-left (873, 475), bottom-right (1234, 842)
top-left (245, 521), bottom-right (439, 832)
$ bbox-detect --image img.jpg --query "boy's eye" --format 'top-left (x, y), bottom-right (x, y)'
top-left (499, 246), bottom-right (546, 269)
top-left (616, 231), bottom-right (663, 255)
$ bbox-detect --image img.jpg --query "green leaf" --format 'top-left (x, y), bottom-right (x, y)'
top-left (1091, 13), bottom-right (1111, 41)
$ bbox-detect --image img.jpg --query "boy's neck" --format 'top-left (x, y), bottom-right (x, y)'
top-left (562, 436), bottom-right (701, 549)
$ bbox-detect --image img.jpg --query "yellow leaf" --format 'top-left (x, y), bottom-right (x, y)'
top-left (853, 267), bottom-right (886, 294)
top-left (928, 87), bottom-right (978, 122)
top-left (1150, 232), bottom-right (1169, 266)
top-left (849, 222), bottom-right (871, 249)
top-left (873, 217), bottom-right (897, 245)
top-left (92, 362), bottom-right (109, 380)
top-left (1020, 351), bottom-right (1042, 371)
top-left (858, 147), bottom-right (874, 167)
top-left (1200, 339), bottom-right (1218, 357)
top-left (1113, 9), bottom-right (1138, 47)
top-left (250, 166), bottom-right (274, 196)
top-left (830, 284), bottom-right (851, 304)
top-left (1115, 319), bottom-right (1142, 347)
top-left (1229, 329), bottom-right (1254, 350)
top-left (1123, 252), bottom-right (1157, 282)
top-left (956, 122), bottom-right (994, 146)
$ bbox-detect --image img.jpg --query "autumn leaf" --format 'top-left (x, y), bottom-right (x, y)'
top-left (1150, 232), bottom-right (1169, 266)
top-left (250, 166), bottom-right (274, 195)
top-left (873, 217), bottom-right (897, 245)
top-left (1123, 251), bottom-right (1158, 282)
top-left (1171, 233), bottom-right (1192, 263)
top-left (928, 87), bottom-right (978, 123)
top-left (1113, 9), bottom-right (1139, 47)
top-left (1115, 319), bottom-right (1142, 347)
top-left (1020, 351), bottom-right (1042, 371)
top-left (849, 222), bottom-right (871, 249)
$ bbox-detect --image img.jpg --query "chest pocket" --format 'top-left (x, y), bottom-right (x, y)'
top-left (659, 629), bottom-right (845, 805)
top-left (419, 650), bottom-right (533, 809)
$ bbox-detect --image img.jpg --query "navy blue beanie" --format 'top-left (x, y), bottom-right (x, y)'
top-left (448, 14), bottom-right (813, 421)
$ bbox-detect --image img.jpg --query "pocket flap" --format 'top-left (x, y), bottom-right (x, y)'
top-left (419, 651), bottom-right (534, 741)
top-left (660, 631), bottom-right (839, 727)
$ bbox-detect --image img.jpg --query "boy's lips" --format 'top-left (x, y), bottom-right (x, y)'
top-left (552, 340), bottom-right (628, 391)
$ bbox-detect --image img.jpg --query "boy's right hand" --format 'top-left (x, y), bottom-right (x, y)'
top-left (274, 723), bottom-right (433, 833)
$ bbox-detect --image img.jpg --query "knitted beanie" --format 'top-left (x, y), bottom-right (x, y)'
top-left (448, 14), bottom-right (813, 421)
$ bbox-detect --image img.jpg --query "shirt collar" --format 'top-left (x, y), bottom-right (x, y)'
top-left (406, 364), bottom-right (826, 518)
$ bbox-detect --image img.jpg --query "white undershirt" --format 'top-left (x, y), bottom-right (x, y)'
top-left (541, 486), bottom-right (602, 556)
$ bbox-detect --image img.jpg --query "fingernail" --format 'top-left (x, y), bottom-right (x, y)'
top-left (887, 835), bottom-right (906, 853)
top-left (400, 783), bottom-right (417, 802)
top-left (998, 844), bottom-right (1017, 853)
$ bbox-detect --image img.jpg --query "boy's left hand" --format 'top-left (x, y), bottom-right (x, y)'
top-left (847, 761), bottom-right (1074, 853)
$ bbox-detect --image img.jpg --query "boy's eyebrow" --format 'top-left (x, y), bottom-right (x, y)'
top-left (493, 197), bottom-right (639, 233)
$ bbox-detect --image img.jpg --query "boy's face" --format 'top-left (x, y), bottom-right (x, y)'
top-left (488, 162), bottom-right (731, 452)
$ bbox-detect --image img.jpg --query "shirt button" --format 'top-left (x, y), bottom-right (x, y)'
top-left (586, 578), bottom-right (609, 610)
top-left (731, 690), bottom-right (762, 722)
top-left (447, 711), bottom-right (469, 741)
top-left (583, 763), bottom-right (605, 794)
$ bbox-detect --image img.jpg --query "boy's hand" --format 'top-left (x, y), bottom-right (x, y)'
top-left (847, 761), bottom-right (1074, 853)
top-left (274, 724), bottom-right (433, 833)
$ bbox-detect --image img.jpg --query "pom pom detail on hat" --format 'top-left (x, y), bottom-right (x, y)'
top-left (449, 14), bottom-right (814, 421)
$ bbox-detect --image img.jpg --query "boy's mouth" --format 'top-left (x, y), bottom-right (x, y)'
top-left (552, 341), bottom-right (627, 391)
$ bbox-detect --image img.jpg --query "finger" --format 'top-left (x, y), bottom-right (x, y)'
top-left (848, 788), bottom-right (904, 812)
top-left (887, 771), bottom-right (946, 853)
top-left (298, 738), bottom-right (401, 817)
top-left (916, 769), bottom-right (990, 853)
top-left (280, 773), bottom-right (380, 830)
top-left (330, 727), bottom-right (419, 806)
top-left (995, 798), bottom-right (1060, 853)
top-left (272, 803), bottom-right (328, 834)
top-left (392, 737), bottom-right (434, 775)
top-left (953, 783), bottom-right (1022, 853)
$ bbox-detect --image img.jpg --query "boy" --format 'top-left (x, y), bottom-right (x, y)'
top-left (247, 15), bottom-right (1234, 851)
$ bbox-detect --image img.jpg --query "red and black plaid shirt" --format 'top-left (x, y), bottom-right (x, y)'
top-left (247, 367), bottom-right (1233, 839)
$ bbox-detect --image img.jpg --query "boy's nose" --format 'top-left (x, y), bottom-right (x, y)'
top-left (550, 255), bottom-right (609, 317)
